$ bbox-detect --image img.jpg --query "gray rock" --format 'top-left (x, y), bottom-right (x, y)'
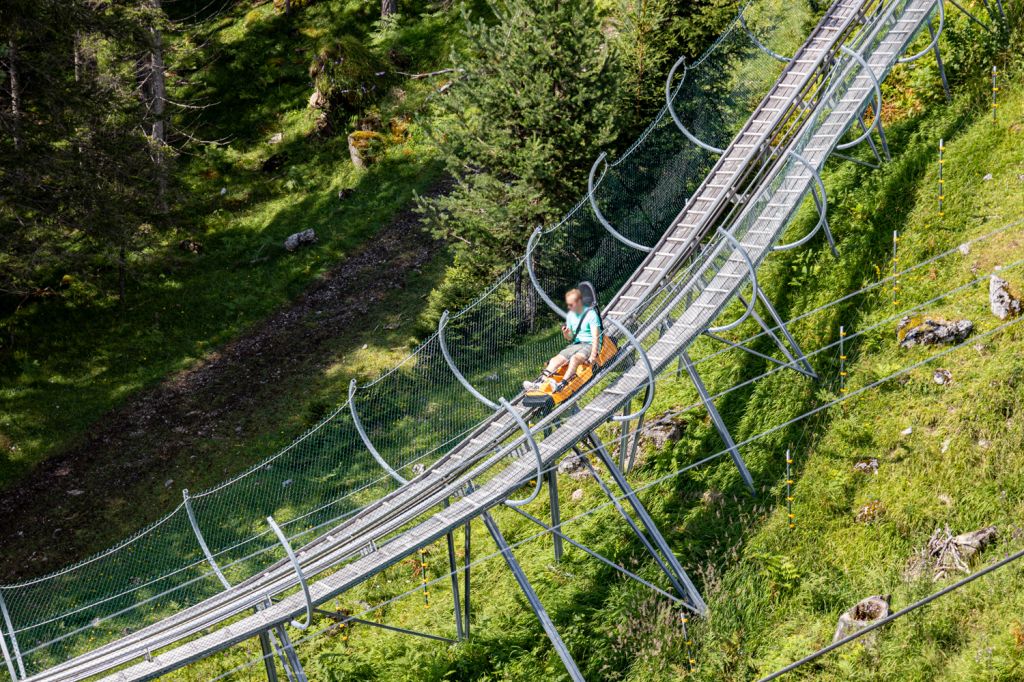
top-left (989, 274), bottom-right (1022, 320)
top-left (571, 488), bottom-right (585, 502)
top-left (833, 594), bottom-right (891, 645)
top-left (284, 229), bottom-right (317, 252)
top-left (958, 242), bottom-right (971, 256)
top-left (557, 452), bottom-right (590, 480)
top-left (641, 412), bottom-right (686, 450)
top-left (269, 132), bottom-right (284, 145)
top-left (897, 317), bottom-right (973, 348)
top-left (983, 173), bottom-right (993, 181)
top-left (853, 458), bottom-right (879, 474)
top-left (933, 368), bottom-right (953, 385)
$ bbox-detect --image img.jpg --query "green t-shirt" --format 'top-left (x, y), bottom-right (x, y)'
top-left (565, 308), bottom-right (600, 344)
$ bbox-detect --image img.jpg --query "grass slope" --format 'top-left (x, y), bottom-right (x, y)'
top-left (180, 60), bottom-right (1024, 681)
top-left (0, 0), bottom-right (454, 489)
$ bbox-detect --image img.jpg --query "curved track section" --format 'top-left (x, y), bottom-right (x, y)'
top-left (6, 0), bottom-right (945, 678)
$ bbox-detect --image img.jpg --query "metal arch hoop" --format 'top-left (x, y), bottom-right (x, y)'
top-left (437, 310), bottom-right (500, 411)
top-left (500, 398), bottom-right (545, 508)
top-left (835, 46), bottom-right (884, 151)
top-left (897, 0), bottom-right (944, 63)
top-left (707, 229), bottom-right (759, 334)
top-left (738, 8), bottom-right (792, 63)
top-left (588, 153), bottom-right (653, 253)
top-left (604, 317), bottom-right (655, 423)
top-left (773, 150), bottom-right (839, 257)
top-left (183, 489), bottom-right (231, 590)
top-left (0, 591), bottom-right (25, 681)
top-left (666, 56), bottom-right (726, 155)
top-left (525, 228), bottom-right (568, 320)
top-left (266, 516), bottom-right (313, 631)
top-left (348, 380), bottom-right (409, 485)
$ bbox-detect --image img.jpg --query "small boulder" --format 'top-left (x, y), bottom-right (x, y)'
top-left (284, 229), bottom-right (318, 252)
top-left (933, 368), bottom-right (953, 385)
top-left (269, 132), bottom-right (284, 145)
top-left (983, 173), bottom-right (994, 181)
top-left (833, 595), bottom-right (891, 645)
top-left (557, 452), bottom-right (590, 480)
top-left (989, 275), bottom-right (1022, 320)
top-left (571, 488), bottom-right (585, 502)
top-left (958, 242), bottom-right (971, 256)
top-left (897, 317), bottom-right (973, 348)
top-left (337, 188), bottom-right (355, 201)
top-left (308, 90), bottom-right (327, 110)
top-left (641, 412), bottom-right (686, 450)
top-left (853, 458), bottom-right (879, 474)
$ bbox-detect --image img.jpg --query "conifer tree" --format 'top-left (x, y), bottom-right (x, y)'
top-left (421, 0), bottom-right (618, 312)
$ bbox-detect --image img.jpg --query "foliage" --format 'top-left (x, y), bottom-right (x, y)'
top-left (420, 0), bottom-right (619, 313)
top-left (0, 0), bottom-right (164, 302)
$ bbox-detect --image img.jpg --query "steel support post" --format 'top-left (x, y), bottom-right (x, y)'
top-left (0, 591), bottom-right (25, 681)
top-left (712, 292), bottom-right (816, 379)
top-left (508, 506), bottom-right (682, 604)
top-left (587, 433), bottom-right (707, 614)
top-left (857, 116), bottom-right (884, 166)
top-left (481, 512), bottom-right (584, 682)
top-left (755, 289), bottom-right (817, 378)
top-left (547, 468), bottom-right (564, 562)
top-left (679, 350), bottom-right (756, 494)
top-left (257, 632), bottom-right (279, 682)
top-left (577, 451), bottom-right (687, 599)
top-left (463, 519), bottom-right (471, 641)
top-left (929, 22), bottom-right (951, 103)
top-left (273, 625), bottom-right (305, 682)
top-left (445, 523), bottom-right (466, 640)
top-left (874, 110), bottom-right (891, 161)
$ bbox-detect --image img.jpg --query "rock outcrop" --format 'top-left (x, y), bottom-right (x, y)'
top-left (284, 229), bottom-right (317, 252)
top-left (989, 274), bottom-right (1022, 320)
top-left (897, 317), bottom-right (973, 348)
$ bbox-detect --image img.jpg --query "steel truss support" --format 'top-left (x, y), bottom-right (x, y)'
top-left (481, 512), bottom-right (585, 682)
top-left (183, 490), bottom-right (301, 682)
top-left (547, 468), bottom-right (564, 562)
top-left (584, 433), bottom-right (707, 614)
top-left (314, 610), bottom-right (457, 644)
top-left (679, 350), bottom-right (756, 494)
top-left (508, 505), bottom-right (682, 604)
top-left (706, 289), bottom-right (818, 380)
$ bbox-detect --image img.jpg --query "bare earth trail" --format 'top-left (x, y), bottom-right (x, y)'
top-left (0, 182), bottom-right (449, 582)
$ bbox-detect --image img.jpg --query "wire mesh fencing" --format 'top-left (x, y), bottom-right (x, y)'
top-left (0, 0), bottom-right (822, 677)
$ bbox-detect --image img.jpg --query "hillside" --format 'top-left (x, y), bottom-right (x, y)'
top-left (2, 0), bottom-right (1023, 679)
top-left (185, 42), bottom-right (1024, 682)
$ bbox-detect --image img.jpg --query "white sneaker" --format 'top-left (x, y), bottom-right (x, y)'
top-left (522, 380), bottom-right (541, 391)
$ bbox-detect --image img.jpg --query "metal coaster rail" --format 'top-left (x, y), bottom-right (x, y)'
top-left (2, 0), bottom-right (952, 678)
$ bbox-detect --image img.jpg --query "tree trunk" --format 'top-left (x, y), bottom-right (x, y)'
top-left (284, 0), bottom-right (291, 16)
top-left (381, 0), bottom-right (397, 18)
top-left (140, 0), bottom-right (168, 212)
top-left (118, 243), bottom-right (127, 306)
top-left (8, 39), bottom-right (21, 150)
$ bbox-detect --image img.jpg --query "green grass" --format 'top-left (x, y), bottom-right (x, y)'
top-left (176, 57), bottom-right (1024, 682)
top-left (0, 0), bottom-right (461, 488)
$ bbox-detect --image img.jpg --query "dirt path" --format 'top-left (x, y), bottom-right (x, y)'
top-left (0, 181), bottom-right (448, 581)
